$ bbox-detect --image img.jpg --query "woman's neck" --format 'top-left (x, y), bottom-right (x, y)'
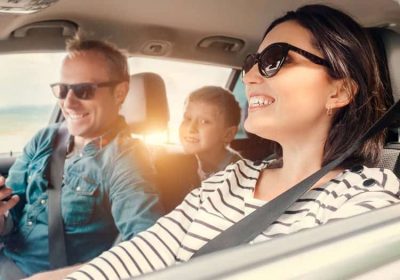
top-left (275, 126), bottom-right (331, 180)
top-left (280, 144), bottom-right (325, 181)
top-left (254, 139), bottom-right (344, 201)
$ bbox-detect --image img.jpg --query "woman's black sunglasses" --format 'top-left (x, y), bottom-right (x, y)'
top-left (242, 42), bottom-right (330, 78)
top-left (50, 81), bottom-right (123, 100)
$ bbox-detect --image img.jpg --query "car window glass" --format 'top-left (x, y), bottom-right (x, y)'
top-left (232, 77), bottom-right (248, 139)
top-left (0, 52), bottom-right (65, 156)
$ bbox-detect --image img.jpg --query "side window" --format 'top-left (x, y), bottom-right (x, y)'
top-left (128, 57), bottom-right (232, 143)
top-left (232, 77), bottom-right (248, 139)
top-left (0, 53), bottom-right (65, 156)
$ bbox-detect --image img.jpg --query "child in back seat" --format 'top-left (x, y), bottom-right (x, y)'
top-left (179, 86), bottom-right (242, 181)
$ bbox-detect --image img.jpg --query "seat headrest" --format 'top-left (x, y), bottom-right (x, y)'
top-left (377, 29), bottom-right (400, 141)
top-left (120, 72), bottom-right (169, 134)
top-left (379, 29), bottom-right (400, 102)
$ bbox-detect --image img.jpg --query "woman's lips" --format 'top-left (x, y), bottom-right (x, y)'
top-left (248, 95), bottom-right (275, 109)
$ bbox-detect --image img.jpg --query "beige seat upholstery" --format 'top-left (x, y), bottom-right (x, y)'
top-left (120, 72), bottom-right (170, 134)
top-left (120, 72), bottom-right (199, 212)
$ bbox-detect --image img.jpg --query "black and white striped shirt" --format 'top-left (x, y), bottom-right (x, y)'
top-left (66, 159), bottom-right (400, 280)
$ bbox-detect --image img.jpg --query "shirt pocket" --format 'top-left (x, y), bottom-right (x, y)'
top-left (62, 176), bottom-right (99, 226)
top-left (25, 163), bottom-right (48, 202)
top-left (13, 195), bottom-right (47, 248)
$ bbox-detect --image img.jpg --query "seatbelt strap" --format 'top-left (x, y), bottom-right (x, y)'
top-left (47, 123), bottom-right (69, 269)
top-left (194, 99), bottom-right (400, 257)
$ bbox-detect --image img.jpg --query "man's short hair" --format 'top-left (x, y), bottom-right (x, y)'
top-left (186, 86), bottom-right (241, 127)
top-left (66, 36), bottom-right (129, 82)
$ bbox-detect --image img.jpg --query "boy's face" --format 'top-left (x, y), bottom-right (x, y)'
top-left (179, 100), bottom-right (236, 156)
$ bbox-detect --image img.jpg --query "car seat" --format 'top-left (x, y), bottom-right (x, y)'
top-left (120, 72), bottom-right (170, 135)
top-left (372, 28), bottom-right (400, 177)
top-left (120, 72), bottom-right (200, 213)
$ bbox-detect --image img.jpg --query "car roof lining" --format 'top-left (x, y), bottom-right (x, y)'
top-left (0, 0), bottom-right (398, 68)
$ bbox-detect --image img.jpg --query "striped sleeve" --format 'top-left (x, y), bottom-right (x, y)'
top-left (65, 188), bottom-right (203, 280)
top-left (330, 170), bottom-right (400, 220)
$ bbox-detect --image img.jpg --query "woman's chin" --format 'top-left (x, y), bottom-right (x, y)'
top-left (244, 122), bottom-right (282, 142)
top-left (244, 120), bottom-right (267, 137)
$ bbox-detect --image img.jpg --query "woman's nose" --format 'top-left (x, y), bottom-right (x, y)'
top-left (242, 64), bottom-right (264, 85)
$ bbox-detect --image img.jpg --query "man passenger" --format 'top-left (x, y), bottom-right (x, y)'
top-left (0, 37), bottom-right (164, 278)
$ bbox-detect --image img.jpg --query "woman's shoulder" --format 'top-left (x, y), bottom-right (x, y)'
top-left (340, 165), bottom-right (400, 194)
top-left (208, 158), bottom-right (265, 181)
top-left (323, 165), bottom-right (399, 212)
top-left (313, 166), bottom-right (399, 222)
top-left (198, 158), bottom-right (265, 194)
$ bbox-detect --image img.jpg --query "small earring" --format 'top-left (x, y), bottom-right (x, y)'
top-left (327, 105), bottom-right (333, 116)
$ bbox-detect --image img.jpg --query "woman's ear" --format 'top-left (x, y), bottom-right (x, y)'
top-left (114, 81), bottom-right (129, 106)
top-left (326, 78), bottom-right (358, 110)
top-left (224, 126), bottom-right (238, 145)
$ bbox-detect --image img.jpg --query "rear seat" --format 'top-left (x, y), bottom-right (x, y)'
top-left (120, 72), bottom-right (169, 134)
top-left (120, 72), bottom-right (199, 212)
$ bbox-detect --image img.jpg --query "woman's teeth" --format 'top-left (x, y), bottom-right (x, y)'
top-left (249, 96), bottom-right (275, 107)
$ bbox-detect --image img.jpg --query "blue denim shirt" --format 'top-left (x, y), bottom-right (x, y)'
top-left (2, 119), bottom-right (164, 276)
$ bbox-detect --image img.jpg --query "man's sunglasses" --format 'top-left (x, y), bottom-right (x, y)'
top-left (242, 42), bottom-right (330, 78)
top-left (50, 81), bottom-right (123, 100)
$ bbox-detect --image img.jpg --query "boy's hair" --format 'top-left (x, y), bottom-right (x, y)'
top-left (65, 36), bottom-right (129, 82)
top-left (186, 86), bottom-right (241, 127)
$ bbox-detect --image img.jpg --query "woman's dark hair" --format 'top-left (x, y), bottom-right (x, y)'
top-left (263, 4), bottom-right (392, 167)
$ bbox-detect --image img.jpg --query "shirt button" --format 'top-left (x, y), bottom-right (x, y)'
top-left (40, 199), bottom-right (46, 205)
top-left (27, 175), bottom-right (32, 182)
top-left (350, 165), bottom-right (364, 174)
top-left (79, 153), bottom-right (83, 157)
top-left (363, 179), bottom-right (377, 187)
top-left (76, 186), bottom-right (81, 191)
top-left (27, 220), bottom-right (33, 226)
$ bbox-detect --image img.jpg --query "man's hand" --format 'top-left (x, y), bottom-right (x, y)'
top-left (0, 176), bottom-right (19, 233)
top-left (0, 176), bottom-right (19, 212)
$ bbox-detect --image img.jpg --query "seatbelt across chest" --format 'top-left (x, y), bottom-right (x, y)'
top-left (47, 123), bottom-right (69, 269)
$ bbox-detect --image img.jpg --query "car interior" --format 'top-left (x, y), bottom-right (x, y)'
top-left (0, 0), bottom-right (399, 277)
top-left (0, 0), bottom-right (398, 212)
